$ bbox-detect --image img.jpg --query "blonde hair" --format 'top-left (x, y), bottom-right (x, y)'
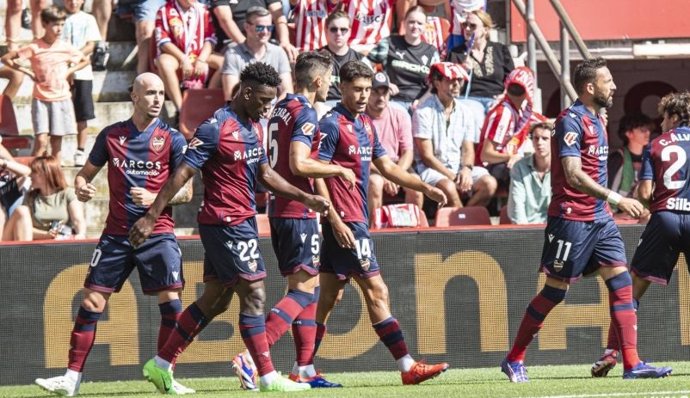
top-left (471, 9), bottom-right (494, 30)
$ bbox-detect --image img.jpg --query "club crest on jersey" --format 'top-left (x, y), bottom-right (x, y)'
top-left (188, 137), bottom-right (204, 151)
top-left (301, 123), bottom-right (315, 136)
top-left (563, 132), bottom-right (578, 146)
top-left (553, 260), bottom-right (564, 272)
top-left (421, 55), bottom-right (429, 65)
top-left (231, 130), bottom-right (239, 140)
top-left (395, 51), bottom-right (405, 59)
top-left (360, 257), bottom-right (371, 271)
top-left (248, 259), bottom-right (258, 272)
top-left (151, 136), bottom-right (165, 152)
top-left (119, 136), bottom-right (127, 145)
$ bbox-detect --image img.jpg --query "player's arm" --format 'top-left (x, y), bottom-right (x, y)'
top-left (289, 141), bottom-right (355, 188)
top-left (258, 162), bottom-right (330, 214)
top-left (74, 161), bottom-right (103, 202)
top-left (374, 155), bottom-right (447, 206)
top-left (637, 180), bottom-right (653, 209)
top-left (562, 156), bottom-right (643, 218)
top-left (314, 175), bottom-right (355, 249)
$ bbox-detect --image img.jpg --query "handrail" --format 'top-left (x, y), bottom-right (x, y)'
top-left (512, 0), bottom-right (578, 102)
top-left (550, 0), bottom-right (591, 59)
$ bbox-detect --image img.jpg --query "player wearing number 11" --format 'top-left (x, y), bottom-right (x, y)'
top-left (591, 91), bottom-right (690, 378)
top-left (501, 57), bottom-right (672, 382)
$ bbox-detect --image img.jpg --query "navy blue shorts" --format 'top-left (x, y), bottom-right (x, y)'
top-left (270, 217), bottom-right (320, 277)
top-left (540, 217), bottom-right (627, 283)
top-left (84, 234), bottom-right (184, 294)
top-left (199, 218), bottom-right (266, 287)
top-left (320, 221), bottom-right (380, 280)
top-left (631, 211), bottom-right (690, 285)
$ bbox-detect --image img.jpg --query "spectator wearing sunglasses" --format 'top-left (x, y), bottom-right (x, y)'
top-left (221, 6), bottom-right (293, 100)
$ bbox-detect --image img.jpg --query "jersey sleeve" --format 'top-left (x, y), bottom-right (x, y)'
top-left (88, 128), bottom-right (110, 167)
top-left (154, 8), bottom-right (171, 48)
top-left (484, 105), bottom-right (511, 144)
top-left (554, 115), bottom-right (582, 158)
top-left (371, 123), bottom-right (387, 160)
top-left (291, 106), bottom-right (318, 148)
top-left (318, 117), bottom-right (340, 162)
top-left (169, 129), bottom-right (188, 172)
top-left (639, 144), bottom-right (654, 181)
top-left (184, 119), bottom-right (220, 169)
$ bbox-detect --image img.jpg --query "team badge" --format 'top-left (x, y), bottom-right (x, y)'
top-left (119, 136), bottom-right (127, 145)
top-left (188, 137), bottom-right (204, 150)
top-left (232, 130), bottom-right (239, 140)
top-left (563, 132), bottom-right (578, 146)
top-left (301, 123), bottom-right (315, 136)
top-left (151, 136), bottom-right (165, 152)
top-left (553, 260), bottom-right (564, 272)
top-left (248, 259), bottom-right (258, 273)
top-left (312, 255), bottom-right (320, 266)
top-left (360, 257), bottom-right (371, 271)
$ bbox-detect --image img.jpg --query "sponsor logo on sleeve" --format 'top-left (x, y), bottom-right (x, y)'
top-left (188, 137), bottom-right (204, 151)
top-left (301, 122), bottom-right (315, 136)
top-left (563, 132), bottom-right (578, 146)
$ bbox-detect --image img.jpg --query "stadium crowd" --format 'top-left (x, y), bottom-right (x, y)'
top-left (0, 0), bottom-right (659, 236)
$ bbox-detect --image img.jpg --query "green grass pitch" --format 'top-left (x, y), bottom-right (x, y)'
top-left (3, 362), bottom-right (690, 398)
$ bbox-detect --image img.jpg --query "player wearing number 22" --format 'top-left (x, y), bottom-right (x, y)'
top-left (590, 91), bottom-right (690, 377)
top-left (312, 60), bottom-right (450, 385)
top-left (501, 58), bottom-right (672, 383)
top-left (130, 62), bottom-right (330, 394)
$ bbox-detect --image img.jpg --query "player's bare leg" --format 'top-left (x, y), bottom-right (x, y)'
top-left (352, 274), bottom-right (449, 385)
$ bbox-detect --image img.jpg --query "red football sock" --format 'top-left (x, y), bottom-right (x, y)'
top-left (68, 307), bottom-right (102, 372)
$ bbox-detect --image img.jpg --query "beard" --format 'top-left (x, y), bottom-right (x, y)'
top-left (593, 92), bottom-right (613, 109)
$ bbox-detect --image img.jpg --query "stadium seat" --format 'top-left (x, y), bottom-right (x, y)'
top-left (0, 95), bottom-right (19, 136)
top-left (499, 205), bottom-right (512, 224)
top-left (179, 88), bottom-right (225, 140)
top-left (434, 206), bottom-right (492, 227)
top-left (255, 213), bottom-right (271, 236)
top-left (373, 203), bottom-right (426, 229)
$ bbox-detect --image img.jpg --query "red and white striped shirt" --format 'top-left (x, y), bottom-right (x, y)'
top-left (293, 0), bottom-right (337, 52)
top-left (344, 0), bottom-right (395, 54)
top-left (154, 0), bottom-right (216, 59)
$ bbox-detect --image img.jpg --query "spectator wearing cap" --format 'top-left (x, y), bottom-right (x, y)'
top-left (477, 66), bottom-right (547, 191)
top-left (221, 6), bottom-right (293, 100)
top-left (365, 71), bottom-right (423, 225)
top-left (608, 113), bottom-right (652, 201)
top-left (413, 62), bottom-right (496, 208)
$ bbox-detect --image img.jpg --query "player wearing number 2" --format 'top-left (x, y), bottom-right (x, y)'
top-left (131, 62), bottom-right (330, 394)
top-left (591, 91), bottom-right (690, 377)
top-left (311, 60), bottom-right (450, 385)
top-left (35, 73), bottom-right (195, 397)
top-left (501, 57), bottom-right (672, 383)
top-left (229, 51), bottom-right (355, 390)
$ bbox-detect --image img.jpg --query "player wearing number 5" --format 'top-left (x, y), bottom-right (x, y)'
top-left (501, 58), bottom-right (672, 383)
top-left (131, 62), bottom-right (330, 394)
top-left (311, 60), bottom-right (451, 385)
top-left (35, 73), bottom-right (195, 397)
top-left (591, 91), bottom-right (690, 377)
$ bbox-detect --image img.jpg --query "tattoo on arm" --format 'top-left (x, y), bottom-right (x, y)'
top-left (562, 156), bottom-right (610, 200)
top-left (169, 177), bottom-right (193, 205)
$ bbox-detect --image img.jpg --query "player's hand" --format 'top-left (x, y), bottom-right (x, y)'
top-left (617, 197), bottom-right (645, 219)
top-left (304, 195), bottom-right (330, 216)
top-left (76, 183), bottom-right (97, 202)
top-left (383, 180), bottom-right (399, 196)
top-left (129, 213), bottom-right (156, 247)
top-left (424, 185), bottom-right (447, 207)
top-left (507, 154), bottom-right (523, 169)
top-left (130, 187), bottom-right (157, 207)
top-left (339, 167), bottom-right (357, 190)
top-left (332, 219), bottom-right (355, 249)
top-left (455, 168), bottom-right (473, 192)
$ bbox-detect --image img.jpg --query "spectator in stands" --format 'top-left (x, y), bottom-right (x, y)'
top-left (444, 0), bottom-right (485, 53)
top-left (507, 122), bottom-right (552, 224)
top-left (413, 62), bottom-right (496, 208)
top-left (210, 0), bottom-right (297, 62)
top-left (1, 6), bottom-right (88, 162)
top-left (5, 0), bottom-right (49, 47)
top-left (609, 113), bottom-right (652, 200)
top-left (0, 137), bottom-right (31, 240)
top-left (339, 0), bottom-right (396, 55)
top-left (0, 62), bottom-right (24, 100)
top-left (291, 0), bottom-right (333, 53)
top-left (320, 10), bottom-right (368, 110)
top-left (221, 6), bottom-right (292, 101)
top-left (446, 9), bottom-right (514, 114)
top-left (3, 155), bottom-right (85, 241)
top-left (477, 66), bottom-right (546, 191)
top-left (116, 0), bottom-right (167, 74)
top-left (154, 0), bottom-right (222, 115)
top-left (365, 71), bottom-right (423, 225)
top-left (90, 0), bottom-right (112, 70)
top-left (62, 0), bottom-right (102, 167)
top-left (368, 6), bottom-right (438, 112)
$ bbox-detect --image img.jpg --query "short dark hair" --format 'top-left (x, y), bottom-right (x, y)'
top-left (240, 62), bottom-right (282, 88)
top-left (325, 10), bottom-right (349, 27)
top-left (339, 60), bottom-right (373, 83)
top-left (573, 57), bottom-right (607, 95)
top-left (245, 6), bottom-right (270, 22)
top-left (41, 5), bottom-right (66, 24)
top-left (658, 91), bottom-right (690, 128)
top-left (617, 113), bottom-right (652, 145)
top-left (294, 51), bottom-right (332, 88)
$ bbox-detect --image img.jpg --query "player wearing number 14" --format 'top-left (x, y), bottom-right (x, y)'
top-left (501, 58), bottom-right (671, 383)
top-left (591, 91), bottom-right (690, 377)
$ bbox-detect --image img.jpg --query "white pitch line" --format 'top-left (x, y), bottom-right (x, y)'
top-left (523, 391), bottom-right (690, 398)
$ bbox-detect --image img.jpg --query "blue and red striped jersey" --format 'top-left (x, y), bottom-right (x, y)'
top-left (318, 103), bottom-right (386, 223)
top-left (640, 126), bottom-right (690, 213)
top-left (548, 100), bottom-right (612, 221)
top-left (89, 118), bottom-right (186, 235)
top-left (267, 93), bottom-right (320, 219)
top-left (184, 106), bottom-right (268, 226)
